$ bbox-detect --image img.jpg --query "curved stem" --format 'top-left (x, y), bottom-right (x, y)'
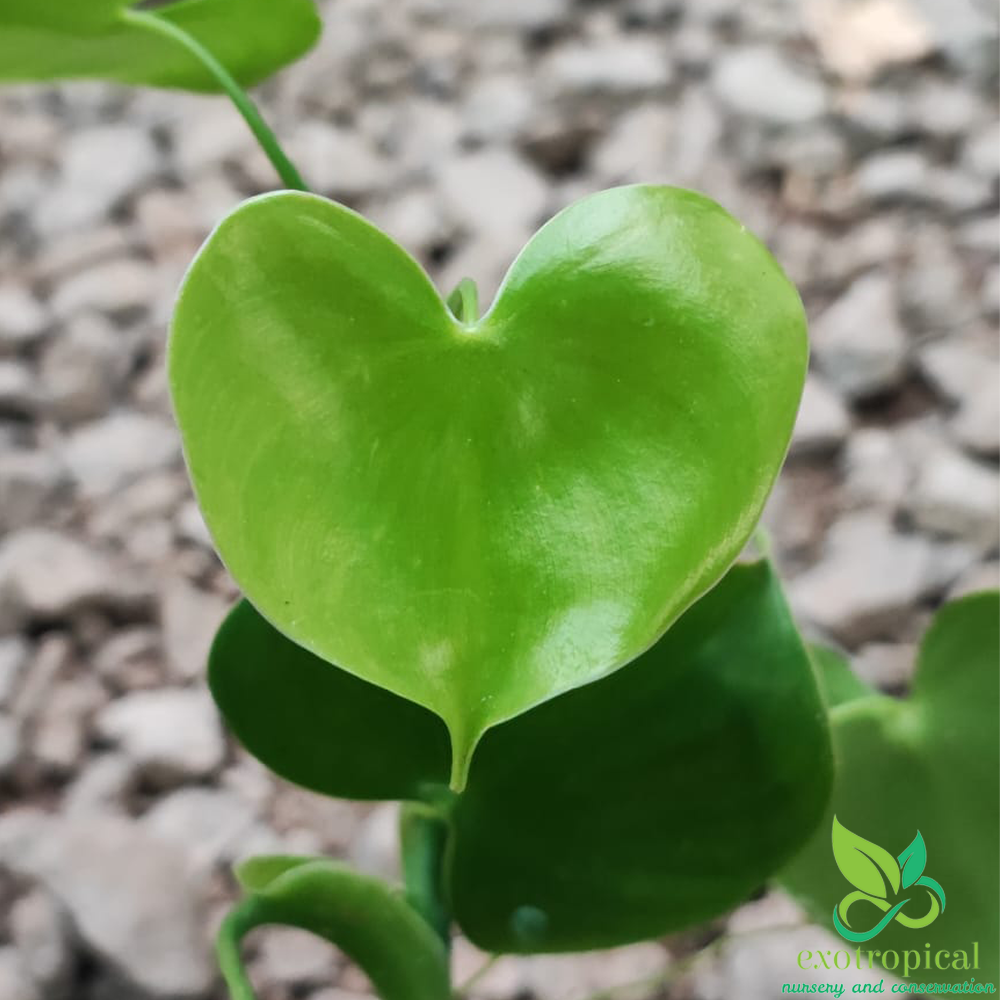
top-left (120, 8), bottom-right (308, 191)
top-left (446, 278), bottom-right (480, 325)
top-left (216, 906), bottom-right (259, 1000)
top-left (400, 802), bottom-right (452, 948)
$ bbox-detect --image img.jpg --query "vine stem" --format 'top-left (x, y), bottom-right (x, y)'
top-left (120, 8), bottom-right (308, 191)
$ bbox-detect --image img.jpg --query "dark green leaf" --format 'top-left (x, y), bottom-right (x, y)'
top-left (448, 561), bottom-right (832, 952)
top-left (0, 0), bottom-right (320, 91)
top-left (781, 591), bottom-right (1000, 984)
top-left (209, 599), bottom-right (451, 802)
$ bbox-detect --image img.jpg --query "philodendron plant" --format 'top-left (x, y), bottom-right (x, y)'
top-left (5, 1), bottom-right (997, 997)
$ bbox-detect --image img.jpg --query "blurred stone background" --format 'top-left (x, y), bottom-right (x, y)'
top-left (0, 0), bottom-right (997, 997)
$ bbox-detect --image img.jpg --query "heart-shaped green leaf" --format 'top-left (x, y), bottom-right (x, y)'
top-left (218, 856), bottom-right (449, 1000)
top-left (0, 0), bottom-right (320, 91)
top-left (171, 186), bottom-right (808, 784)
top-left (781, 591), bottom-right (1000, 984)
top-left (209, 561), bottom-right (832, 951)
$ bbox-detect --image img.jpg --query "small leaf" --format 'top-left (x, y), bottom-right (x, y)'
top-left (831, 817), bottom-right (901, 898)
top-left (781, 590), bottom-right (1000, 985)
top-left (170, 185), bottom-right (808, 786)
top-left (218, 857), bottom-right (449, 1000)
top-left (0, 0), bottom-right (320, 92)
top-left (898, 831), bottom-right (927, 889)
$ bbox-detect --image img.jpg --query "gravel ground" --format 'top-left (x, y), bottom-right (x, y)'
top-left (0, 0), bottom-right (997, 998)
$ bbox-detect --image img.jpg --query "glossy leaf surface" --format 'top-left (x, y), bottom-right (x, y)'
top-left (218, 856), bottom-right (449, 1000)
top-left (171, 186), bottom-right (808, 783)
top-left (0, 0), bottom-right (320, 91)
top-left (781, 592), bottom-right (1000, 984)
top-left (209, 562), bottom-right (832, 951)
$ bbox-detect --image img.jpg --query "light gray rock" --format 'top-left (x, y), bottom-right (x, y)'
top-left (854, 642), bottom-right (917, 691)
top-left (35, 125), bottom-right (158, 236)
top-left (842, 427), bottom-right (912, 511)
top-left (160, 579), bottom-right (230, 683)
top-left (900, 231), bottom-right (976, 333)
top-left (950, 560), bottom-right (1000, 598)
top-left (855, 150), bottom-right (931, 204)
top-left (0, 948), bottom-right (38, 1000)
top-left (962, 121), bottom-right (1000, 182)
top-left (0, 449), bottom-right (66, 534)
top-left (461, 75), bottom-right (532, 144)
top-left (0, 810), bottom-right (214, 1000)
top-left (459, 0), bottom-right (569, 29)
top-left (791, 512), bottom-right (973, 643)
top-left (50, 258), bottom-right (158, 319)
top-left (952, 384), bottom-right (1000, 457)
top-left (811, 272), bottom-right (907, 399)
top-left (143, 787), bottom-right (264, 872)
top-left (712, 46), bottom-right (827, 126)
top-left (591, 104), bottom-right (673, 184)
top-left (9, 888), bottom-right (75, 1000)
top-left (350, 802), bottom-right (401, 881)
top-left (285, 122), bottom-right (391, 199)
top-left (790, 374), bottom-right (851, 457)
top-left (0, 636), bottom-right (29, 709)
top-left (543, 37), bottom-right (673, 96)
top-left (0, 285), bottom-right (49, 353)
top-left (438, 149), bottom-right (548, 241)
top-left (61, 412), bottom-right (181, 497)
top-left (39, 313), bottom-right (131, 422)
top-left (0, 360), bottom-right (40, 415)
top-left (31, 675), bottom-right (106, 775)
top-left (92, 627), bottom-right (163, 692)
top-left (252, 927), bottom-right (339, 989)
top-left (0, 715), bottom-right (20, 778)
top-left (63, 754), bottom-right (137, 817)
top-left (0, 530), bottom-right (147, 634)
top-left (96, 688), bottom-right (226, 785)
top-left (907, 444), bottom-right (1000, 547)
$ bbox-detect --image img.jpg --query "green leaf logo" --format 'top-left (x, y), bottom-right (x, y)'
top-left (831, 816), bottom-right (901, 898)
top-left (898, 831), bottom-right (927, 889)
top-left (830, 819), bottom-right (946, 942)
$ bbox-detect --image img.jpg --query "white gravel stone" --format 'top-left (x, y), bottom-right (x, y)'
top-left (253, 927), bottom-right (339, 988)
top-left (438, 149), bottom-right (548, 240)
top-left (0, 716), bottom-right (20, 778)
top-left (790, 374), bottom-right (851, 456)
top-left (0, 360), bottom-right (40, 415)
top-left (96, 687), bottom-right (226, 785)
top-left (0, 948), bottom-right (38, 1000)
top-left (9, 889), bottom-right (74, 999)
top-left (842, 427), bottom-right (912, 511)
top-left (855, 149), bottom-right (931, 203)
top-left (143, 787), bottom-right (263, 872)
top-left (0, 530), bottom-right (146, 633)
top-left (50, 258), bottom-right (158, 319)
top-left (791, 512), bottom-right (974, 643)
top-left (907, 444), bottom-right (1000, 547)
top-left (713, 46), bottom-right (828, 126)
top-left (0, 636), bottom-right (28, 709)
top-left (39, 313), bottom-right (131, 422)
top-left (591, 103), bottom-right (673, 183)
top-left (160, 579), bottom-right (229, 683)
top-left (31, 675), bottom-right (106, 775)
top-left (61, 411), bottom-right (181, 497)
top-left (285, 122), bottom-right (391, 199)
top-left (460, 0), bottom-right (570, 29)
top-left (811, 272), bottom-right (907, 399)
top-left (0, 285), bottom-right (50, 353)
top-left (0, 450), bottom-right (66, 534)
top-left (35, 125), bottom-right (159, 236)
top-left (543, 37), bottom-right (673, 95)
top-left (0, 810), bottom-right (214, 999)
